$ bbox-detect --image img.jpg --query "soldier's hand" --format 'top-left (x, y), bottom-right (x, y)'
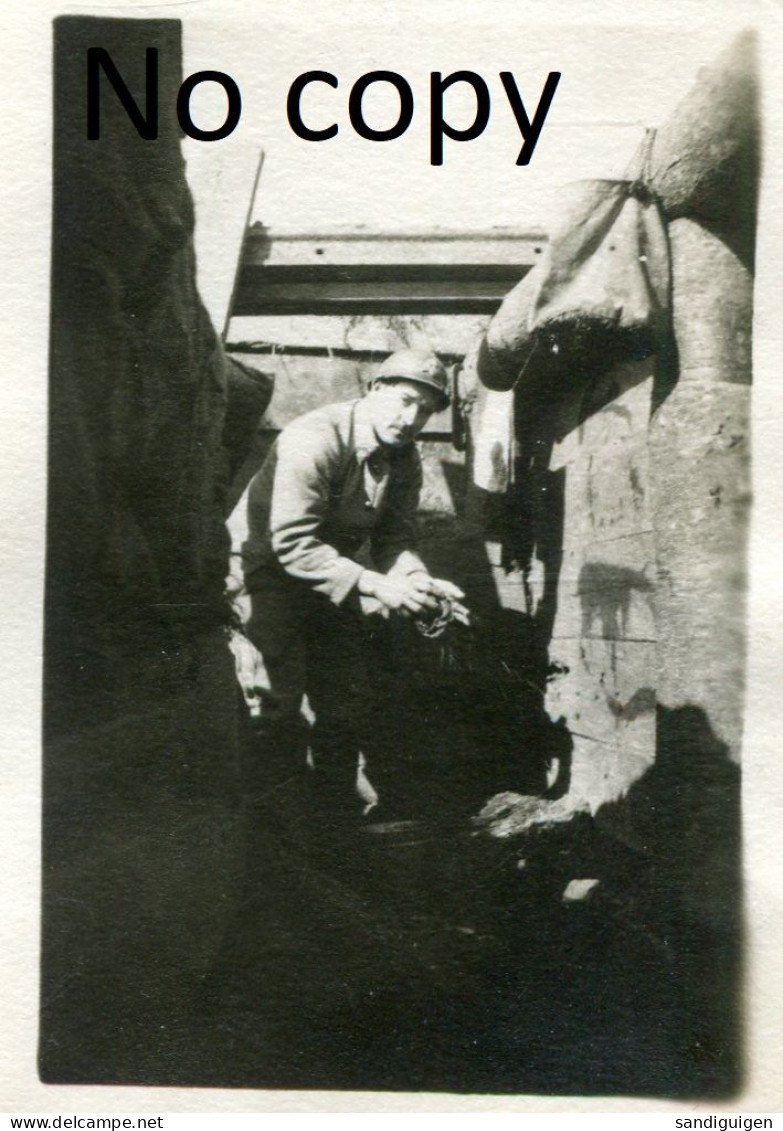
top-left (412, 574), bottom-right (471, 626)
top-left (358, 570), bottom-right (439, 616)
top-left (426, 576), bottom-right (465, 601)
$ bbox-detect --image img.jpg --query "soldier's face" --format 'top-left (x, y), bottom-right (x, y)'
top-left (368, 379), bottom-right (441, 447)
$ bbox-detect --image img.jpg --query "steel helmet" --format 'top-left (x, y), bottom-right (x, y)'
top-left (372, 348), bottom-right (450, 408)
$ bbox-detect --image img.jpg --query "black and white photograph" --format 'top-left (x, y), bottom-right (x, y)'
top-left (3, 0), bottom-right (782, 1112)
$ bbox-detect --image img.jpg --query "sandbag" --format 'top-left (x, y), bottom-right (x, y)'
top-left (477, 269), bottom-right (540, 391)
top-left (649, 30), bottom-right (757, 250)
top-left (532, 178), bottom-right (670, 349)
top-left (478, 135), bottom-right (670, 394)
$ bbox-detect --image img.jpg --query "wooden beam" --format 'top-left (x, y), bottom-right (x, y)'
top-left (231, 226), bottom-right (544, 316)
top-left (242, 226), bottom-right (547, 268)
top-left (236, 263), bottom-right (528, 284)
top-left (226, 342), bottom-right (465, 364)
top-left (233, 268), bottom-right (536, 317)
top-left (231, 287), bottom-right (516, 316)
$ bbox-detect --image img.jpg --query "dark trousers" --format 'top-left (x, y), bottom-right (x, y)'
top-left (246, 580), bottom-right (389, 817)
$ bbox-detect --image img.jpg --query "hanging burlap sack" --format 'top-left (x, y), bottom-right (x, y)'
top-left (477, 269), bottom-right (540, 391)
top-left (478, 132), bottom-right (670, 393)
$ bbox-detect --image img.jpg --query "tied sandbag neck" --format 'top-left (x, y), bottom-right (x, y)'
top-left (626, 125), bottom-right (658, 204)
top-left (507, 125), bottom-right (665, 396)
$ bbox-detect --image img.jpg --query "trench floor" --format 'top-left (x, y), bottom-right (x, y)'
top-left (193, 715), bottom-right (731, 1097)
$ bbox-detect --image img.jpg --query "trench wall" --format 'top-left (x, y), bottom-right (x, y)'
top-left (542, 357), bottom-right (660, 822)
top-left (42, 17), bottom-right (268, 1084)
top-left (507, 35), bottom-right (756, 856)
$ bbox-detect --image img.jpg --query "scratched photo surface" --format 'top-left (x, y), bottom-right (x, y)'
top-left (41, 8), bottom-right (755, 1095)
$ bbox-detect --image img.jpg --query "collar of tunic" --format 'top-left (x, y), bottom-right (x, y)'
top-left (352, 398), bottom-right (392, 506)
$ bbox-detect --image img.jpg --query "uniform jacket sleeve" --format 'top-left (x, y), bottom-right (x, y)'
top-left (371, 450), bottom-right (428, 576)
top-left (268, 420), bottom-right (365, 604)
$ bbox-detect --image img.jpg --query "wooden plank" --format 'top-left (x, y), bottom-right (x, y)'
top-left (228, 313), bottom-right (490, 356)
top-left (231, 275), bottom-right (526, 316)
top-left (550, 362), bottom-right (655, 471)
top-left (233, 227), bottom-right (541, 315)
top-left (232, 296), bottom-right (508, 316)
top-left (570, 719), bottom-right (656, 805)
top-left (545, 636), bottom-right (657, 814)
top-left (228, 341), bottom-right (464, 365)
top-left (551, 532), bottom-right (658, 643)
top-left (574, 639), bottom-right (658, 709)
top-left (558, 437), bottom-right (654, 549)
top-left (242, 226), bottom-right (547, 268)
top-left (239, 263), bottom-right (528, 285)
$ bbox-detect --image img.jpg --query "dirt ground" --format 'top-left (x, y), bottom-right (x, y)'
top-left (189, 627), bottom-right (739, 1099)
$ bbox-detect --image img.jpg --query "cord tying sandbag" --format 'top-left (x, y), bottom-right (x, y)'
top-left (477, 130), bottom-right (670, 395)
